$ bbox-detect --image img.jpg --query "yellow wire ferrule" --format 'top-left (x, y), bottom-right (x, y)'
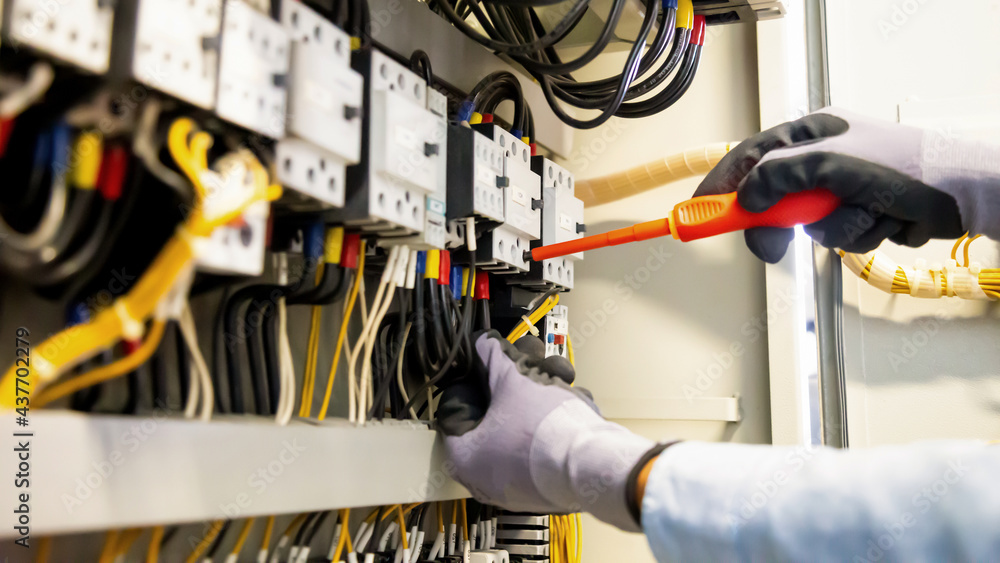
top-left (425, 249), bottom-right (440, 280)
top-left (71, 131), bottom-right (102, 190)
top-left (325, 226), bottom-right (345, 264)
top-left (469, 112), bottom-right (484, 125)
top-left (678, 0), bottom-right (694, 29)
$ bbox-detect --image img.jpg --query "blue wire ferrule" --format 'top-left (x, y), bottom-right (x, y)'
top-left (303, 222), bottom-right (325, 260)
top-left (415, 251), bottom-right (426, 275)
top-left (663, 0), bottom-right (678, 8)
top-left (458, 100), bottom-right (476, 123)
top-left (50, 123), bottom-right (71, 176)
top-left (450, 266), bottom-right (463, 299)
top-left (510, 129), bottom-right (522, 139)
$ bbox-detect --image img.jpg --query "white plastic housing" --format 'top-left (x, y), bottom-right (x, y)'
top-left (129, 0), bottom-right (223, 109)
top-left (281, 1), bottom-right (361, 163)
top-left (275, 138), bottom-right (346, 209)
top-left (194, 160), bottom-right (269, 276)
top-left (4, 0), bottom-right (114, 73)
top-left (486, 127), bottom-right (541, 240)
top-left (543, 305), bottom-right (570, 359)
top-left (216, 0), bottom-right (290, 137)
top-left (471, 131), bottom-right (505, 222)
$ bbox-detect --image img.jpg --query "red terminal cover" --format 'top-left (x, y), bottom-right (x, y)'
top-left (341, 233), bottom-right (361, 268)
top-left (438, 250), bottom-right (451, 285)
top-left (474, 269), bottom-right (490, 300)
top-left (691, 15), bottom-right (707, 46)
top-left (97, 145), bottom-right (128, 201)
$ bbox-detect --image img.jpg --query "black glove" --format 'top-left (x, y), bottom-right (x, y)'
top-left (694, 108), bottom-right (966, 263)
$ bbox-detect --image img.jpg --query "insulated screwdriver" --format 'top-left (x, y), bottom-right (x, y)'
top-left (530, 189), bottom-right (841, 261)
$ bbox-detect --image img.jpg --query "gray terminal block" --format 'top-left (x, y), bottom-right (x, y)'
top-left (495, 513), bottom-right (550, 562)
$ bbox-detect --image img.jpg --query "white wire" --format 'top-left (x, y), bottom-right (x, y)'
top-left (0, 61), bottom-right (54, 117)
top-left (396, 323), bottom-right (417, 419)
top-left (179, 305), bottom-right (214, 422)
top-left (358, 247), bottom-right (407, 424)
top-left (277, 297), bottom-right (295, 425)
top-left (349, 247), bottom-right (399, 423)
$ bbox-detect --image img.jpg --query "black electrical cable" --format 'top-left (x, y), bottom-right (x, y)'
top-left (478, 299), bottom-right (491, 331)
top-left (533, 0), bottom-right (658, 129)
top-left (617, 43), bottom-right (701, 118)
top-left (434, 0), bottom-right (591, 56)
top-left (260, 300), bottom-right (283, 415)
top-left (409, 50), bottom-right (434, 84)
top-left (175, 320), bottom-right (191, 408)
top-left (205, 521), bottom-right (232, 559)
top-left (246, 303), bottom-right (273, 416)
top-left (398, 269), bottom-right (475, 417)
top-left (151, 323), bottom-right (171, 409)
top-left (293, 512), bottom-right (321, 549)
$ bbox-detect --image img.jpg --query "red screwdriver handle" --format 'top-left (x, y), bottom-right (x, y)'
top-left (671, 189), bottom-right (841, 242)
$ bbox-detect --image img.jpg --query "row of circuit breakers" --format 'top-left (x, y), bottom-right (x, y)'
top-left (0, 0), bottom-right (586, 290)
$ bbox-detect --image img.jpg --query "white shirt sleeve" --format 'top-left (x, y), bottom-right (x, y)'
top-left (640, 440), bottom-right (1000, 562)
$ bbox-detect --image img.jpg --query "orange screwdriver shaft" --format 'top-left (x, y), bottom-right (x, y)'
top-left (531, 189), bottom-right (841, 262)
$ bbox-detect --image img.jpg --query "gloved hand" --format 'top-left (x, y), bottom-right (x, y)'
top-left (437, 331), bottom-right (657, 532)
top-left (695, 107), bottom-right (1000, 263)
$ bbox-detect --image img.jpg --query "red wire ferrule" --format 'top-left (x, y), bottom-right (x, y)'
top-left (691, 15), bottom-right (707, 46)
top-left (474, 270), bottom-right (490, 300)
top-left (341, 233), bottom-right (362, 268)
top-left (438, 250), bottom-right (451, 285)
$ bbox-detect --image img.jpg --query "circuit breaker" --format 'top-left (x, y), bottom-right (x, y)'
top-left (275, 0), bottom-right (362, 209)
top-left (446, 124), bottom-right (506, 224)
top-left (216, 0), bottom-right (290, 137)
top-left (393, 85), bottom-right (449, 249)
top-left (2, 0), bottom-right (114, 73)
top-left (111, 0), bottom-right (223, 109)
top-left (338, 49), bottom-right (446, 236)
top-left (542, 305), bottom-right (570, 360)
top-left (526, 157), bottom-right (583, 289)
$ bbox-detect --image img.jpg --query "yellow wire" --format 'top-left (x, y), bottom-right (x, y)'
top-left (549, 516), bottom-right (560, 563)
top-left (231, 518), bottom-right (256, 556)
top-left (396, 505), bottom-right (409, 551)
top-left (98, 530), bottom-right (120, 563)
top-left (436, 502), bottom-right (444, 532)
top-left (459, 499), bottom-right (469, 542)
top-left (574, 514), bottom-right (583, 563)
top-left (332, 508), bottom-right (351, 562)
top-left (951, 233), bottom-right (968, 261)
top-left (115, 528), bottom-right (143, 558)
top-left (319, 239), bottom-right (366, 420)
top-left (261, 515), bottom-right (275, 555)
top-left (379, 504), bottom-right (403, 521)
top-left (35, 536), bottom-right (51, 563)
top-left (964, 235), bottom-right (982, 267)
top-left (147, 526), bottom-right (165, 563)
top-left (186, 521), bottom-right (225, 563)
top-left (299, 301), bottom-right (323, 417)
top-left (566, 334), bottom-right (575, 367)
top-left (0, 118), bottom-right (281, 409)
top-left (34, 320), bottom-right (166, 407)
top-left (507, 295), bottom-right (560, 343)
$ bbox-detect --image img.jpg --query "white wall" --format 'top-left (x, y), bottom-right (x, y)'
top-left (824, 0), bottom-right (1000, 447)
top-left (555, 22), bottom-right (771, 562)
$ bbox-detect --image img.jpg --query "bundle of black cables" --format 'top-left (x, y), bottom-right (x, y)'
top-left (433, 0), bottom-right (699, 129)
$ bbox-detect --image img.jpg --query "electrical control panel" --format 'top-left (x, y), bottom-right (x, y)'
top-left (542, 304), bottom-right (570, 360)
top-left (2, 0), bottom-right (114, 73)
top-left (338, 49), bottom-right (446, 236)
top-left (475, 123), bottom-right (541, 241)
top-left (112, 0), bottom-right (223, 109)
top-left (194, 156), bottom-right (269, 276)
top-left (216, 0), bottom-right (290, 138)
top-left (275, 1), bottom-right (361, 209)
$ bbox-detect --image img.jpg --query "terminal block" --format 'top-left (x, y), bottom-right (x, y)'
top-left (194, 156), bottom-right (269, 276)
top-left (111, 0), bottom-right (223, 109)
top-left (495, 513), bottom-right (550, 563)
top-left (216, 0), bottom-right (290, 138)
top-left (3, 0), bottom-right (114, 73)
top-left (336, 49), bottom-right (446, 236)
top-left (275, 1), bottom-right (362, 209)
top-left (541, 305), bottom-right (570, 360)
